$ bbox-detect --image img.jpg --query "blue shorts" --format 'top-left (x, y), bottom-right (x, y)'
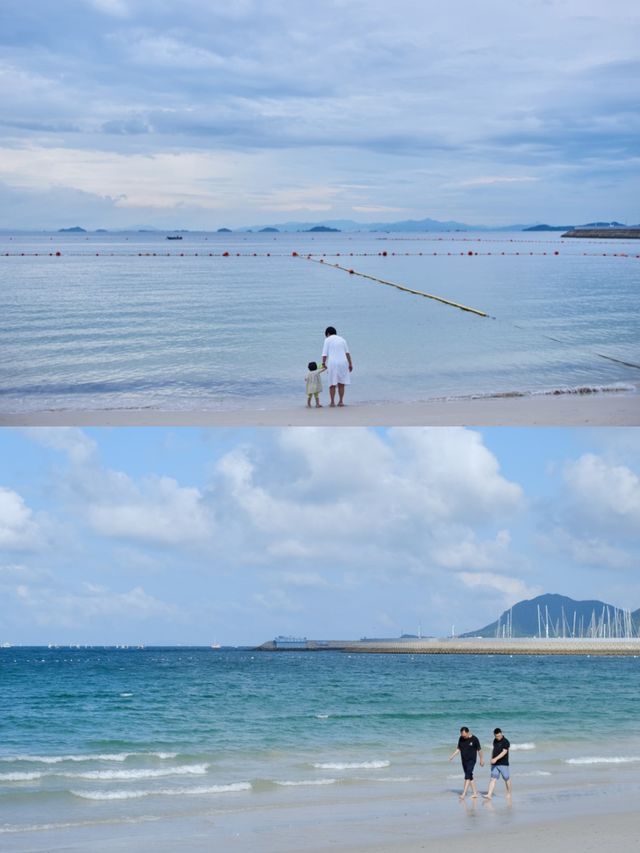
top-left (491, 765), bottom-right (510, 780)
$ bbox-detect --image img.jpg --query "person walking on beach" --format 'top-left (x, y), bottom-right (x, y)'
top-left (484, 727), bottom-right (511, 800)
top-left (449, 726), bottom-right (484, 799)
top-left (321, 326), bottom-right (353, 407)
top-left (305, 360), bottom-right (326, 408)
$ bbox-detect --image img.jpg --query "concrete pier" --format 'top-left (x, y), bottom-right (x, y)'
top-left (257, 637), bottom-right (640, 655)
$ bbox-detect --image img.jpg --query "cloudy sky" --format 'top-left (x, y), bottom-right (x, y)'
top-left (1, 0), bottom-right (638, 229)
top-left (1, 426), bottom-right (639, 646)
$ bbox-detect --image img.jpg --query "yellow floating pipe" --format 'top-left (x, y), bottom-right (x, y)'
top-left (305, 257), bottom-right (490, 318)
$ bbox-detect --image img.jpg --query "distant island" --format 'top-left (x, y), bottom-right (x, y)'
top-left (217, 228), bottom-right (232, 233)
top-left (58, 226), bottom-right (87, 233)
top-left (259, 227), bottom-right (279, 233)
top-left (305, 225), bottom-right (340, 232)
top-left (523, 224), bottom-right (574, 232)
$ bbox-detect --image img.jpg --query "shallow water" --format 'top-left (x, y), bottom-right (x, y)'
top-left (2, 647), bottom-right (640, 841)
top-left (1, 231), bottom-right (638, 411)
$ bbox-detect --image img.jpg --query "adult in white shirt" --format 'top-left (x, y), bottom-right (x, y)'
top-left (321, 326), bottom-right (353, 407)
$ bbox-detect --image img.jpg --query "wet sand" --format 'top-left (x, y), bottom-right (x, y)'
top-left (1, 387), bottom-right (638, 426)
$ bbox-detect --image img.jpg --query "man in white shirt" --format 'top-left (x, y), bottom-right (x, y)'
top-left (321, 326), bottom-right (353, 407)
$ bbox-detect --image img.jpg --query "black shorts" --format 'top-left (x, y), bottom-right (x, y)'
top-left (462, 758), bottom-right (476, 780)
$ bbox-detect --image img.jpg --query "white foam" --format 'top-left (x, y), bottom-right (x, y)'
top-left (119, 693), bottom-right (133, 698)
top-left (519, 771), bottom-right (552, 777)
top-left (511, 743), bottom-right (536, 751)
top-left (0, 771), bottom-right (42, 782)
top-left (375, 776), bottom-right (421, 783)
top-left (0, 751), bottom-right (177, 764)
top-left (566, 756), bottom-right (640, 765)
top-left (62, 763), bottom-right (208, 781)
top-left (71, 782), bottom-right (251, 800)
top-left (275, 778), bottom-right (337, 787)
top-left (315, 714), bottom-right (330, 719)
top-left (313, 760), bottom-right (390, 770)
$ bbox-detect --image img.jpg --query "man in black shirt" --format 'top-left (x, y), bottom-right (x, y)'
top-left (484, 727), bottom-right (511, 799)
top-left (449, 726), bottom-right (484, 799)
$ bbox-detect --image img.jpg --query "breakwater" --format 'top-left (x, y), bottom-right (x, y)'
top-left (257, 637), bottom-right (640, 655)
top-left (562, 228), bottom-right (640, 239)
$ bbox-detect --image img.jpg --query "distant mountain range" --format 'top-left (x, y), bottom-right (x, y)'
top-left (44, 218), bottom-right (637, 235)
top-left (462, 593), bottom-right (640, 638)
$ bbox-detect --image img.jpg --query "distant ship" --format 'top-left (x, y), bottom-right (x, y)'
top-left (166, 235), bottom-right (183, 240)
top-left (210, 642), bottom-right (221, 649)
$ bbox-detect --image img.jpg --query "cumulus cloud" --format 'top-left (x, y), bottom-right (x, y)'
top-left (22, 428), bottom-right (97, 465)
top-left (215, 428), bottom-right (523, 572)
top-left (86, 474), bottom-right (215, 546)
top-left (563, 453), bottom-right (640, 532)
top-left (458, 571), bottom-right (542, 605)
top-left (0, 486), bottom-right (44, 550)
top-left (14, 581), bottom-right (177, 628)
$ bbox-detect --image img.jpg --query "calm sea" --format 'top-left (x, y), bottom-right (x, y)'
top-left (2, 647), bottom-right (640, 846)
top-left (1, 231), bottom-right (638, 412)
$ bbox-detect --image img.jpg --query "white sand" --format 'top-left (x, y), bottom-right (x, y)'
top-left (1, 388), bottom-right (638, 426)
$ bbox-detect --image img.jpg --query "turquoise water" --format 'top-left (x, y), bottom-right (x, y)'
top-left (1, 231), bottom-right (638, 412)
top-left (2, 647), bottom-right (640, 840)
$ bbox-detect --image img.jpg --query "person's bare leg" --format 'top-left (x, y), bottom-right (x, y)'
top-left (337, 383), bottom-right (345, 406)
top-left (505, 778), bottom-right (512, 796)
top-left (483, 778), bottom-right (496, 799)
top-left (315, 394), bottom-right (322, 408)
top-left (306, 395), bottom-right (312, 408)
top-left (459, 778), bottom-right (470, 799)
top-left (470, 779), bottom-right (479, 798)
top-left (329, 385), bottom-right (336, 406)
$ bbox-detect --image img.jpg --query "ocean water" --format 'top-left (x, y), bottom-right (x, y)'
top-left (1, 231), bottom-right (638, 412)
top-left (2, 647), bottom-right (640, 847)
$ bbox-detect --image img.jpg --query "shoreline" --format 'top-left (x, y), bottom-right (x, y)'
top-left (1, 387), bottom-right (638, 427)
top-left (6, 781), bottom-right (639, 853)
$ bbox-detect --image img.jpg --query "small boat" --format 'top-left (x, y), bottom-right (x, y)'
top-left (166, 235), bottom-right (183, 240)
top-left (211, 641), bottom-right (221, 649)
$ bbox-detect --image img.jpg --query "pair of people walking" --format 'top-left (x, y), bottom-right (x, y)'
top-left (449, 726), bottom-right (511, 800)
top-left (305, 326), bottom-right (353, 408)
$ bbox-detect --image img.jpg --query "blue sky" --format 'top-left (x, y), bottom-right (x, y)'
top-left (1, 427), bottom-right (639, 645)
top-left (0, 0), bottom-right (638, 229)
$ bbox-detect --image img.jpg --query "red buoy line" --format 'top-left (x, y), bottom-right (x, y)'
top-left (2, 250), bottom-right (639, 259)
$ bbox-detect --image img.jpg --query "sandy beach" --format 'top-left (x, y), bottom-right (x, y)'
top-left (7, 782), bottom-right (639, 853)
top-left (2, 387), bottom-right (638, 427)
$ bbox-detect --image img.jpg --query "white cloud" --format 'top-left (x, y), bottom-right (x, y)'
top-left (537, 526), bottom-right (634, 571)
top-left (253, 588), bottom-right (301, 613)
top-left (14, 582), bottom-right (177, 627)
top-left (0, 486), bottom-right (44, 549)
top-left (22, 428), bottom-right (97, 465)
top-left (430, 529), bottom-right (513, 570)
top-left (215, 428), bottom-right (523, 575)
top-left (564, 453), bottom-right (640, 530)
top-left (458, 572), bottom-right (542, 604)
top-left (86, 474), bottom-right (214, 546)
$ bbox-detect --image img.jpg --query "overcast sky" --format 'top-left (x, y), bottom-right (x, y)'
top-left (1, 0), bottom-right (638, 229)
top-left (1, 426), bottom-right (639, 646)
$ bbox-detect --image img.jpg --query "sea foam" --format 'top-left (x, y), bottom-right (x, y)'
top-left (71, 782), bottom-right (251, 800)
top-left (313, 760), bottom-right (390, 770)
top-left (62, 764), bottom-right (208, 781)
top-left (566, 756), bottom-right (640, 765)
